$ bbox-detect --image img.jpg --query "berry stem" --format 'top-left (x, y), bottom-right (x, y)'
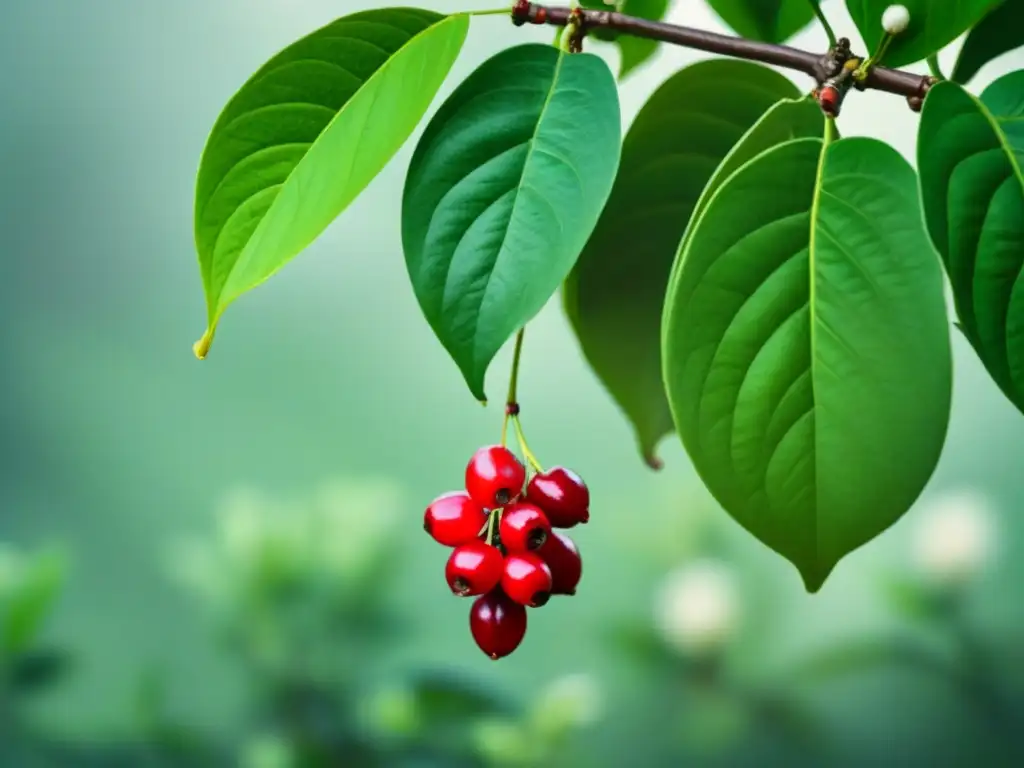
top-left (501, 328), bottom-right (526, 448)
top-left (806, 0), bottom-right (837, 48)
top-left (512, 415), bottom-right (544, 474)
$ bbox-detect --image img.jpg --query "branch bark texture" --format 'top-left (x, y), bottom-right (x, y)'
top-left (513, 3), bottom-right (936, 109)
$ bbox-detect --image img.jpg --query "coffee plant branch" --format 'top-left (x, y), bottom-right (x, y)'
top-left (512, 3), bottom-right (937, 110)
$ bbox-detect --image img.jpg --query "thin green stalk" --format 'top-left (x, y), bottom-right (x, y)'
top-left (469, 6), bottom-right (514, 16)
top-left (926, 54), bottom-right (946, 80)
top-left (501, 329), bottom-right (526, 447)
top-left (807, 0), bottom-right (837, 47)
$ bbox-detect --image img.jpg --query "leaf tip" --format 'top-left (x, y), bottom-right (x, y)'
top-left (193, 327), bottom-right (215, 360)
top-left (798, 561), bottom-right (834, 595)
top-left (643, 451), bottom-right (663, 471)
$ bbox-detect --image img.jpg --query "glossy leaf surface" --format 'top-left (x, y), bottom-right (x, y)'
top-left (846, 0), bottom-right (1000, 67)
top-left (663, 135), bottom-right (952, 591)
top-left (402, 44), bottom-right (621, 401)
top-left (707, 0), bottom-right (817, 43)
top-left (565, 60), bottom-right (818, 466)
top-left (952, 0), bottom-right (1024, 85)
top-left (192, 9), bottom-right (468, 356)
top-left (918, 72), bottom-right (1024, 414)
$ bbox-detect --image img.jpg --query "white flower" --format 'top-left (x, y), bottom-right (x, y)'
top-left (882, 5), bottom-right (910, 35)
top-left (654, 559), bottom-right (738, 656)
top-left (912, 490), bottom-right (995, 584)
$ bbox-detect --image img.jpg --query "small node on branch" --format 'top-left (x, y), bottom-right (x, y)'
top-left (506, 402), bottom-right (521, 416)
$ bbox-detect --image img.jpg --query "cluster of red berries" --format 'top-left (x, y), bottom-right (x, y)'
top-left (423, 444), bottom-right (588, 659)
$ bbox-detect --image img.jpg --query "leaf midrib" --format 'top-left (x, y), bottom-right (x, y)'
top-left (467, 48), bottom-right (570, 376)
top-left (212, 13), bottom-right (464, 321)
top-left (805, 120), bottom-right (833, 581)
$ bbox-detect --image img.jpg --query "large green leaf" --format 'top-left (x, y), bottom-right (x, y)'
top-left (402, 44), bottom-right (621, 401)
top-left (707, 0), bottom-right (818, 43)
top-left (918, 71), bottom-right (1024, 414)
top-left (581, 0), bottom-right (672, 78)
top-left (952, 1), bottom-right (1024, 85)
top-left (663, 133), bottom-right (952, 592)
top-left (846, 0), bottom-right (1001, 67)
top-left (192, 8), bottom-right (469, 357)
top-left (565, 60), bottom-right (819, 467)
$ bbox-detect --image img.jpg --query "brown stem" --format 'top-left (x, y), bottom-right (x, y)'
top-left (513, 4), bottom-right (937, 111)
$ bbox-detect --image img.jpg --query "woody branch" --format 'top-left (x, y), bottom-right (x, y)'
top-left (511, 3), bottom-right (937, 111)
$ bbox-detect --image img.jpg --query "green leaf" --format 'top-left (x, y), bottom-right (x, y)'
top-left (707, 0), bottom-right (818, 43)
top-left (662, 133), bottom-right (952, 592)
top-left (402, 45), bottom-right (621, 401)
top-left (191, 9), bottom-right (469, 357)
top-left (846, 0), bottom-right (1001, 67)
top-left (918, 72), bottom-right (1024, 415)
top-left (581, 0), bottom-right (672, 78)
top-left (565, 60), bottom-right (820, 467)
top-left (953, 1), bottom-right (1024, 85)
top-left (1, 550), bottom-right (65, 655)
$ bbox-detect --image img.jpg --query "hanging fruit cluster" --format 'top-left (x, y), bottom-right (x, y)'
top-left (423, 439), bottom-right (587, 659)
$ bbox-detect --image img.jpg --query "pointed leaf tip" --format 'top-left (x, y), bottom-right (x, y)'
top-left (643, 452), bottom-right (663, 471)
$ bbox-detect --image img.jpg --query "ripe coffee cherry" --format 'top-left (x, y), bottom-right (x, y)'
top-left (424, 492), bottom-right (487, 547)
top-left (465, 445), bottom-right (526, 508)
top-left (499, 503), bottom-right (551, 552)
top-left (470, 589), bottom-right (527, 660)
top-left (538, 531), bottom-right (582, 595)
top-left (501, 552), bottom-right (553, 607)
top-left (446, 541), bottom-right (504, 596)
top-left (525, 467), bottom-right (590, 528)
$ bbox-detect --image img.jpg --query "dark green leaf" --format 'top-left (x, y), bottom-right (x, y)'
top-left (953, 1), bottom-right (1024, 85)
top-left (846, 0), bottom-right (1001, 67)
top-left (402, 45), bottom-right (621, 401)
top-left (707, 0), bottom-right (817, 43)
top-left (663, 134), bottom-right (952, 592)
top-left (918, 72), bottom-right (1024, 415)
top-left (5, 649), bottom-right (72, 693)
top-left (581, 0), bottom-right (672, 78)
top-left (1, 550), bottom-right (65, 655)
top-left (566, 60), bottom-right (819, 466)
top-left (191, 9), bottom-right (469, 357)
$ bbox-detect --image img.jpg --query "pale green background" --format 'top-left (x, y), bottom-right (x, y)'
top-left (1, 1), bottom-right (1022, 764)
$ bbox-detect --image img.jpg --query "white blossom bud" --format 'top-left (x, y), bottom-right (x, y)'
top-left (654, 560), bottom-right (738, 656)
top-left (912, 490), bottom-right (995, 585)
top-left (882, 5), bottom-right (910, 35)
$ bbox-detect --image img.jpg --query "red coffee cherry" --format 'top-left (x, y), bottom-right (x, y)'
top-left (501, 552), bottom-right (553, 607)
top-left (525, 467), bottom-right (590, 528)
top-left (445, 541), bottom-right (504, 596)
top-left (424, 492), bottom-right (487, 547)
top-left (538, 531), bottom-right (582, 595)
top-left (465, 445), bottom-right (526, 508)
top-left (498, 502), bottom-right (551, 552)
top-left (470, 589), bottom-right (527, 659)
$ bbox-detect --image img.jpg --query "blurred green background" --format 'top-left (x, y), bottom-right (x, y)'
top-left (1, 1), bottom-right (1023, 766)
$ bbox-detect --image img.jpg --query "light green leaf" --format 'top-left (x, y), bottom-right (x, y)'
top-left (846, 0), bottom-right (1001, 67)
top-left (402, 44), bottom-right (621, 401)
top-left (582, 0), bottom-right (672, 78)
top-left (1, 550), bottom-right (66, 656)
top-left (191, 9), bottom-right (469, 357)
top-left (918, 71), bottom-right (1024, 415)
top-left (663, 134), bottom-right (952, 592)
top-left (952, 1), bottom-right (1024, 85)
top-left (565, 60), bottom-right (820, 467)
top-left (707, 0), bottom-right (818, 43)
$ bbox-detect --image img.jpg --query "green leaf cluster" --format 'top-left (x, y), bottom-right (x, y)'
top-left (186, 3), bottom-right (1024, 590)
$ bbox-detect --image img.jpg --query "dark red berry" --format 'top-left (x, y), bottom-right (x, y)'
top-left (818, 84), bottom-right (841, 116)
top-left (445, 541), bottom-right (504, 596)
top-left (499, 503), bottom-right (551, 552)
top-left (465, 445), bottom-right (526, 508)
top-left (501, 552), bottom-right (552, 607)
top-left (424, 492), bottom-right (487, 547)
top-left (538, 531), bottom-right (582, 595)
top-left (525, 467), bottom-right (590, 528)
top-left (470, 589), bottom-right (527, 660)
